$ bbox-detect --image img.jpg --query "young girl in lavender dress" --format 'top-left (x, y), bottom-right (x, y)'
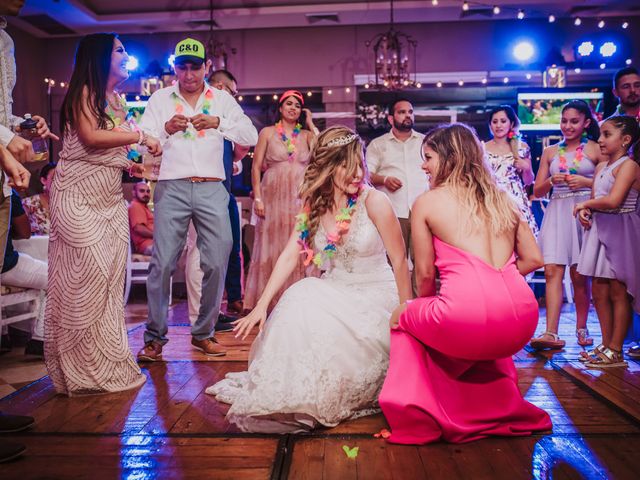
top-left (530, 100), bottom-right (603, 350)
top-left (484, 105), bottom-right (538, 235)
top-left (574, 115), bottom-right (640, 367)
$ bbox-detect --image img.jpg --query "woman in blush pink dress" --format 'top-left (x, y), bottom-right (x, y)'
top-left (379, 123), bottom-right (552, 444)
top-left (244, 90), bottom-right (318, 312)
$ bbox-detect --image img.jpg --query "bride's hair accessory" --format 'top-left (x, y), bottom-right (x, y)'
top-left (295, 190), bottom-right (360, 268)
top-left (326, 134), bottom-right (359, 148)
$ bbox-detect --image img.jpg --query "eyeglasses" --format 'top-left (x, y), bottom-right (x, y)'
top-left (224, 85), bottom-right (239, 97)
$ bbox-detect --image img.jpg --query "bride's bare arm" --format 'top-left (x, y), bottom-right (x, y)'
top-left (411, 192), bottom-right (437, 298)
top-left (233, 228), bottom-right (302, 339)
top-left (366, 190), bottom-right (412, 304)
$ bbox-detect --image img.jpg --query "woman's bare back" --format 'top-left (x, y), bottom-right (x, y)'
top-left (423, 188), bottom-right (517, 269)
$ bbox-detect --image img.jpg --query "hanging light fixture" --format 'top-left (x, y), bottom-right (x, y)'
top-left (206, 0), bottom-right (236, 71)
top-left (365, 0), bottom-right (418, 90)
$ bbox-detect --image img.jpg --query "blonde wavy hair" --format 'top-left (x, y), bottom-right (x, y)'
top-left (299, 126), bottom-right (368, 246)
top-left (424, 123), bottom-right (519, 235)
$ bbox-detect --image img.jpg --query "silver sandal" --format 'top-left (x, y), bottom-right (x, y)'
top-left (585, 347), bottom-right (628, 368)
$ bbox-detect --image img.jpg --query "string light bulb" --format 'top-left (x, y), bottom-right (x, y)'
top-left (256, 95), bottom-right (261, 101)
top-left (458, 80), bottom-right (464, 86)
top-left (493, 6), bottom-right (500, 15)
top-left (307, 91), bottom-right (312, 97)
top-left (481, 78), bottom-right (487, 84)
top-left (517, 10), bottom-right (525, 20)
top-left (432, 0), bottom-right (438, 5)
top-left (462, 2), bottom-right (469, 12)
top-left (503, 77), bottom-right (509, 84)
top-left (574, 17), bottom-right (582, 26)
top-left (598, 20), bottom-right (605, 28)
top-left (548, 14), bottom-right (555, 23)
top-left (622, 21), bottom-right (629, 29)
top-left (272, 94), bottom-right (278, 100)
top-left (436, 81), bottom-right (443, 88)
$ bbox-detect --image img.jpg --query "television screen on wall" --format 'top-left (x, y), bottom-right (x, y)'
top-left (517, 91), bottom-right (604, 131)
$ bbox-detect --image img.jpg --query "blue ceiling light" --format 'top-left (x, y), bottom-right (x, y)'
top-left (126, 55), bottom-right (139, 71)
top-left (577, 41), bottom-right (594, 57)
top-left (513, 41), bottom-right (535, 61)
top-left (600, 41), bottom-right (617, 58)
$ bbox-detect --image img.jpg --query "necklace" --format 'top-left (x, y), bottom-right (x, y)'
top-left (558, 133), bottom-right (588, 174)
top-left (276, 121), bottom-right (302, 162)
top-left (295, 192), bottom-right (359, 268)
top-left (105, 92), bottom-right (143, 162)
top-left (172, 88), bottom-right (213, 139)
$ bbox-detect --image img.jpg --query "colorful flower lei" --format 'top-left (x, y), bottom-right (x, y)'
top-left (507, 130), bottom-right (521, 141)
top-left (558, 132), bottom-right (588, 174)
top-left (172, 89), bottom-right (213, 139)
top-left (295, 192), bottom-right (359, 268)
top-left (276, 121), bottom-right (302, 162)
top-left (106, 93), bottom-right (144, 162)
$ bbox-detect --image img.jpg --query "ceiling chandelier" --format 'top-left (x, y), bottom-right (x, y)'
top-left (206, 0), bottom-right (236, 71)
top-left (365, 0), bottom-right (418, 90)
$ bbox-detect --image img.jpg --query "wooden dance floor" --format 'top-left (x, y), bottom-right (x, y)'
top-left (1, 302), bottom-right (640, 479)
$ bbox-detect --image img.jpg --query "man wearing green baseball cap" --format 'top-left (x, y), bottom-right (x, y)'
top-left (174, 37), bottom-right (205, 66)
top-left (138, 37), bottom-right (258, 361)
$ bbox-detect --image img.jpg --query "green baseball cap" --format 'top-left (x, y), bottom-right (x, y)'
top-left (174, 38), bottom-right (205, 65)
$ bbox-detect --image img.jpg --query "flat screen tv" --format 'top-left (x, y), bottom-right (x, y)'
top-left (517, 91), bottom-right (604, 131)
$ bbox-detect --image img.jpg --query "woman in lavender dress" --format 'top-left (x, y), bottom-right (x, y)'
top-left (484, 105), bottom-right (538, 236)
top-left (529, 100), bottom-right (603, 351)
top-left (575, 115), bottom-right (640, 367)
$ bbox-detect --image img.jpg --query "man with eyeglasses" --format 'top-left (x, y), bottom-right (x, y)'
top-left (128, 181), bottom-right (154, 256)
top-left (186, 69), bottom-right (249, 329)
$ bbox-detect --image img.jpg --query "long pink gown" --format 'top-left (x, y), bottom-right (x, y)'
top-left (379, 237), bottom-right (552, 444)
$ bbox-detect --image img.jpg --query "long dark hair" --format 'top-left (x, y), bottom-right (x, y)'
top-left (488, 105), bottom-right (524, 165)
top-left (561, 99), bottom-right (600, 141)
top-left (60, 33), bottom-right (117, 135)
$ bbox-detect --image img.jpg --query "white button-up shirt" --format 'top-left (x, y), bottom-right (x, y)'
top-left (0, 17), bottom-right (21, 197)
top-left (366, 129), bottom-right (427, 218)
top-left (140, 83), bottom-right (258, 181)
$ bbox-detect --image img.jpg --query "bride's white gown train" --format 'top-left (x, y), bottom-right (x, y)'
top-left (206, 187), bottom-right (399, 433)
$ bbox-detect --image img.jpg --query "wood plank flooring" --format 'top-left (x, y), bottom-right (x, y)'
top-left (1, 302), bottom-right (639, 479)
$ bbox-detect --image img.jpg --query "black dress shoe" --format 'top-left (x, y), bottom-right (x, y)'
top-left (0, 440), bottom-right (26, 463)
top-left (24, 339), bottom-right (44, 358)
top-left (215, 322), bottom-right (234, 332)
top-left (0, 335), bottom-right (11, 354)
top-left (0, 413), bottom-right (35, 433)
top-left (217, 312), bottom-right (238, 324)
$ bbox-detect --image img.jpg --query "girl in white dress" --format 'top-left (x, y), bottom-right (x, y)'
top-left (206, 126), bottom-right (412, 433)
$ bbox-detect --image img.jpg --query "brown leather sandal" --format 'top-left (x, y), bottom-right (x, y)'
top-left (530, 332), bottom-right (566, 350)
top-left (585, 347), bottom-right (628, 368)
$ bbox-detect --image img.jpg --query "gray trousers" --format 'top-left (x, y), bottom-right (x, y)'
top-left (144, 180), bottom-right (232, 345)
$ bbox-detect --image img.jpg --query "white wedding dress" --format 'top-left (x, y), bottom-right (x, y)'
top-left (206, 187), bottom-right (399, 433)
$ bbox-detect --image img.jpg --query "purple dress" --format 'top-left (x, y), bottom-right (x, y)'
top-left (538, 150), bottom-right (596, 266)
top-left (578, 156), bottom-right (640, 313)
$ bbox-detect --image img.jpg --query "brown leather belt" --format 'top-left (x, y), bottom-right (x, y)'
top-left (186, 176), bottom-right (223, 183)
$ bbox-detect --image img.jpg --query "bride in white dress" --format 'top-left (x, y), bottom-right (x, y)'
top-left (206, 126), bottom-right (412, 433)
